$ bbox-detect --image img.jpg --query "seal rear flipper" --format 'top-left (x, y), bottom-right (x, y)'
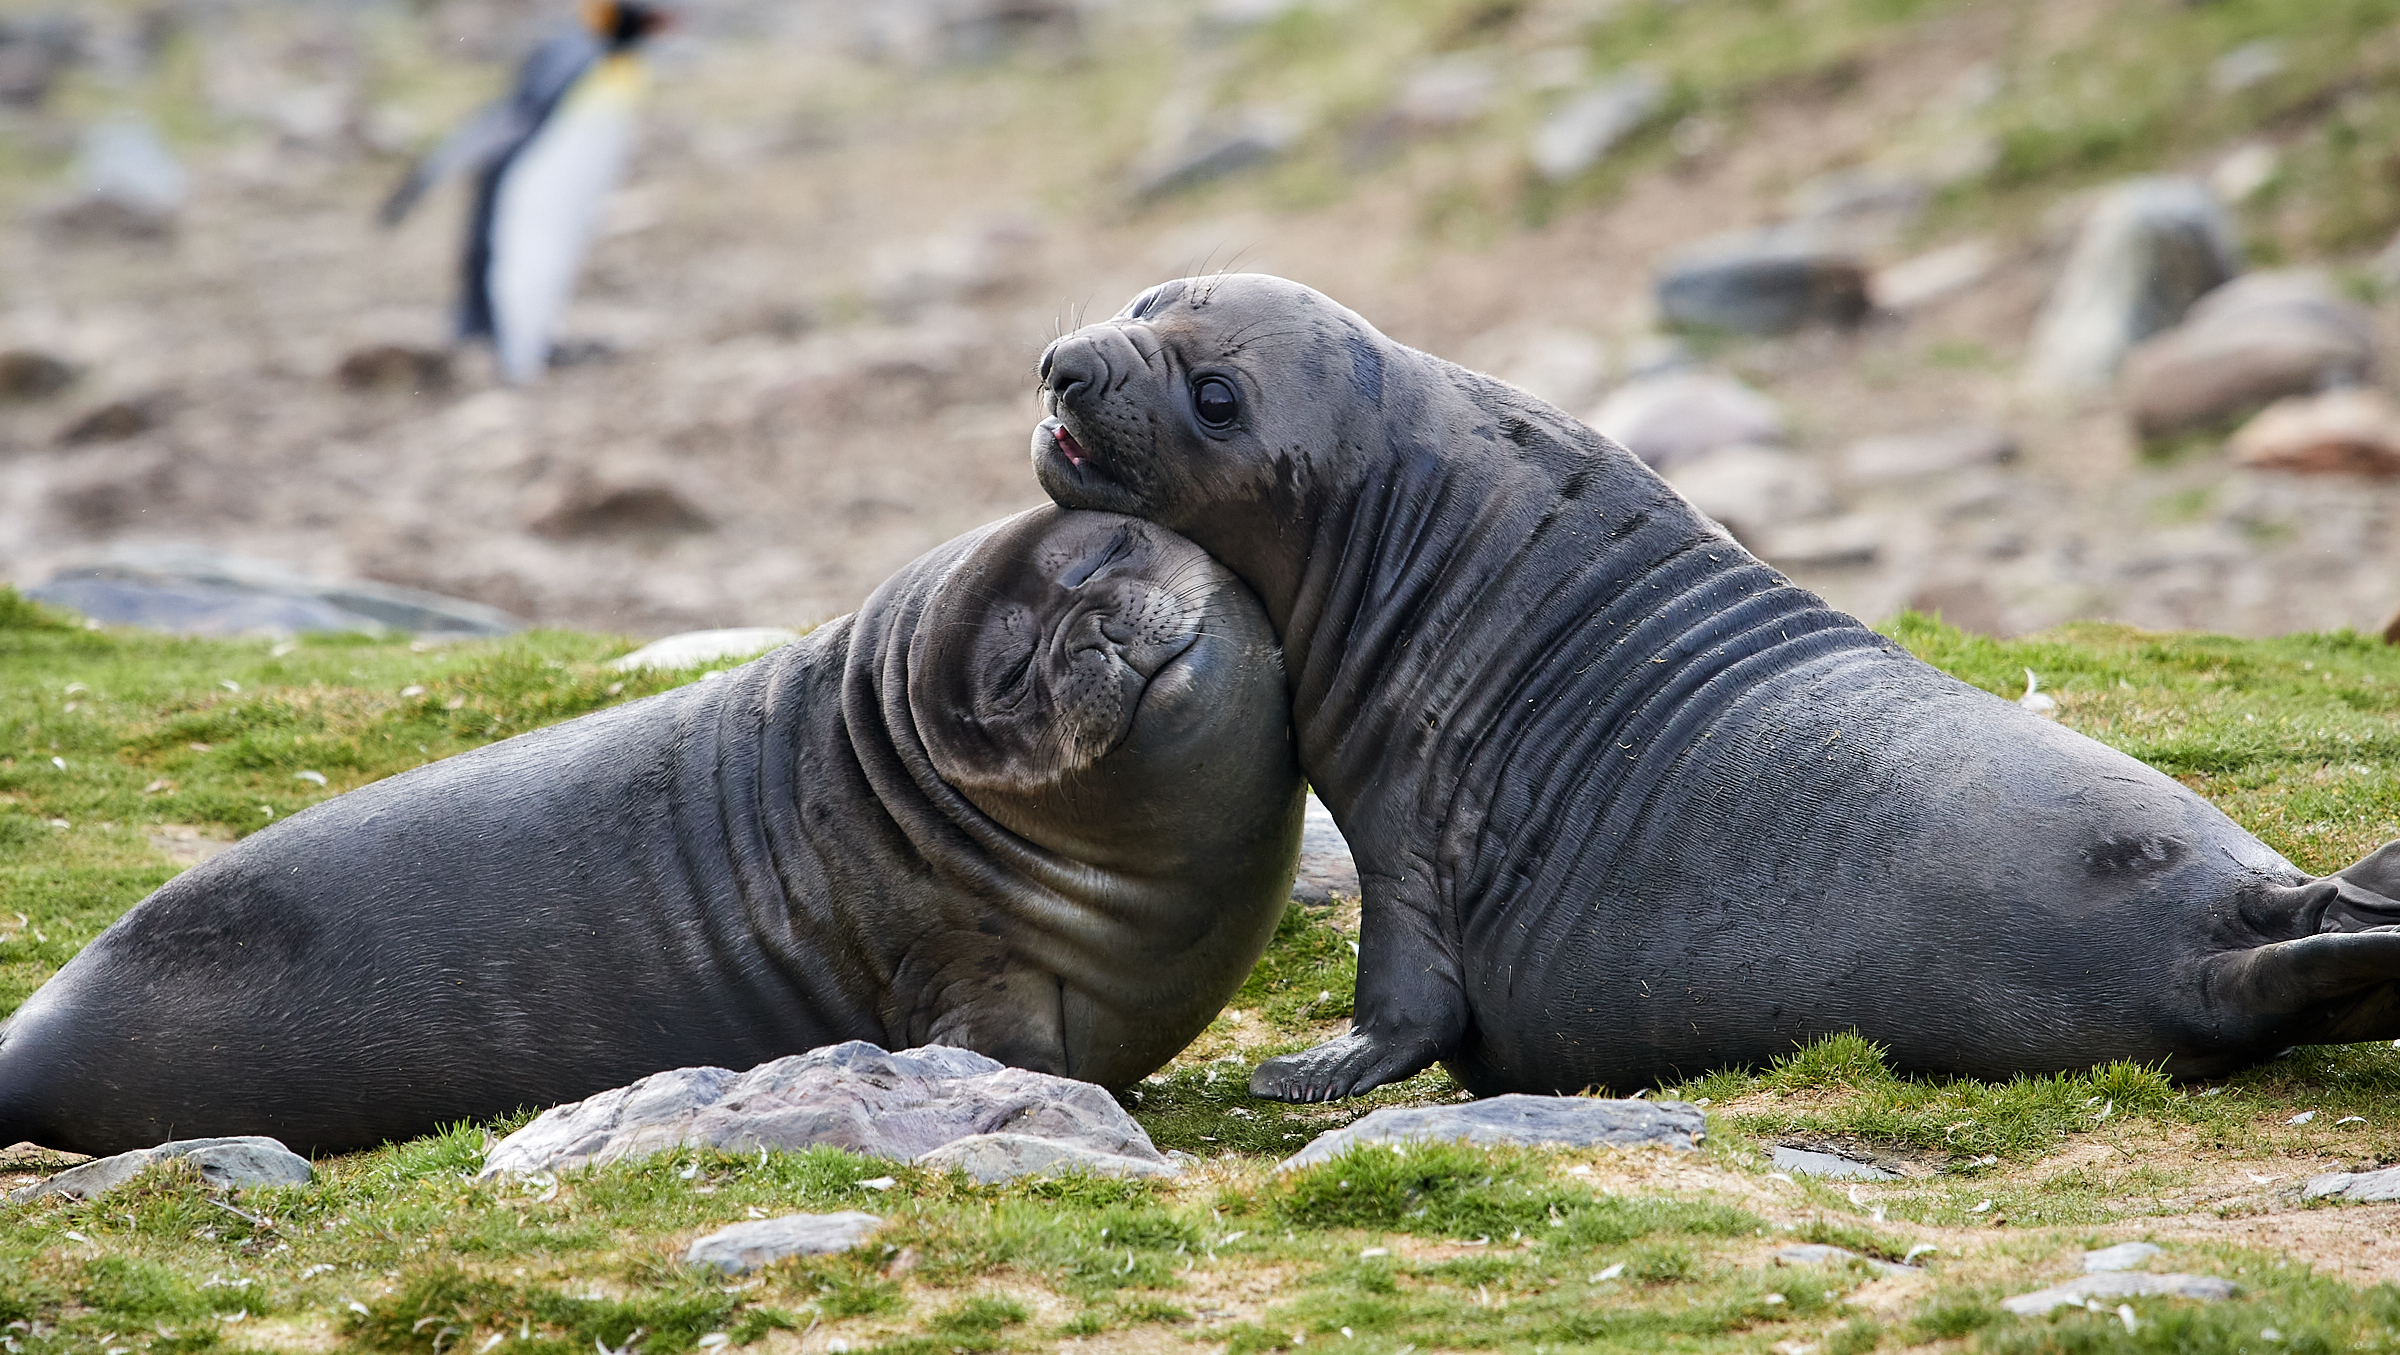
top-left (2327, 839), bottom-right (2400, 921)
top-left (2201, 928), bottom-right (2400, 1057)
top-left (1251, 876), bottom-right (1465, 1102)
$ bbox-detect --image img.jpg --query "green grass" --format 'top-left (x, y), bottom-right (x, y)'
top-left (15, 600), bottom-right (2400, 1350)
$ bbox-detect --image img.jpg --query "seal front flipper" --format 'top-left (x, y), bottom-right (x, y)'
top-left (922, 964), bottom-right (1069, 1077)
top-left (1251, 875), bottom-right (1467, 1102)
top-left (2189, 842), bottom-right (2400, 1071)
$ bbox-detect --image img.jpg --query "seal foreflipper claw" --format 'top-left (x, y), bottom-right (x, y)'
top-left (1252, 882), bottom-right (1464, 1102)
top-left (1252, 1031), bottom-right (1442, 1103)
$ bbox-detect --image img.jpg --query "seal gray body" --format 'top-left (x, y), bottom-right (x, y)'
top-left (1032, 272), bottom-right (2400, 1101)
top-left (0, 508), bottom-right (1302, 1154)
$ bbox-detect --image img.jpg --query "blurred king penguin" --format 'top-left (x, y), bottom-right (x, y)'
top-left (380, 2), bottom-right (670, 384)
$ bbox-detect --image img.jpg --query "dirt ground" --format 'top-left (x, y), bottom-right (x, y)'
top-left (1, 0), bottom-right (2395, 639)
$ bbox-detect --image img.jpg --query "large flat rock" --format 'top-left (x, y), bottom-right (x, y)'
top-left (1278, 1094), bottom-right (1705, 1171)
top-left (2303, 1165), bottom-right (2400, 1202)
top-left (10, 1135), bottom-right (312, 1203)
top-left (26, 546), bottom-right (518, 639)
top-left (480, 1041), bottom-right (1167, 1179)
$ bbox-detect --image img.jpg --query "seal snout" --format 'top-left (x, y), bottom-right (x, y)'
top-left (1039, 333), bottom-right (1102, 414)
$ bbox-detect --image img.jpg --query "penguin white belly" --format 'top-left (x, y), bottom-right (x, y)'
top-left (486, 57), bottom-right (643, 384)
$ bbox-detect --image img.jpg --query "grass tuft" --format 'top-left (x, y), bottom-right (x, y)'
top-left (0, 586), bottom-right (77, 632)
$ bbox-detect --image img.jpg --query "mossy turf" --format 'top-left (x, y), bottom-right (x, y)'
top-left (12, 593), bottom-right (2400, 1353)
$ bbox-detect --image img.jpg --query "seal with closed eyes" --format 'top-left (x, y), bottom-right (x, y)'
top-left (1033, 271), bottom-right (2400, 1102)
top-left (0, 507), bottom-right (1302, 1154)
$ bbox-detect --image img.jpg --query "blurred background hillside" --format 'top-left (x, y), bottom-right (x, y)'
top-left (1, 0), bottom-right (2397, 639)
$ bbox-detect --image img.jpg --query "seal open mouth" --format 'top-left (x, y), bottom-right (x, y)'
top-left (1036, 415), bottom-right (1121, 495)
top-left (1053, 422), bottom-right (1088, 468)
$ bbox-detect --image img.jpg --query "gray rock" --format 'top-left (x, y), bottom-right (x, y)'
top-left (54, 117), bottom-right (187, 239)
top-left (608, 628), bottom-right (803, 674)
top-left (2084, 1241), bottom-right (2162, 1272)
top-left (1842, 426), bottom-right (2017, 484)
top-left (916, 1132), bottom-right (1179, 1185)
top-left (1772, 1243), bottom-right (1920, 1277)
top-left (2302, 1164), bottom-right (2400, 1202)
top-left (1393, 55), bottom-right (1499, 131)
top-left (848, 0), bottom-right (1086, 66)
top-left (1132, 107), bottom-right (1298, 199)
top-left (527, 482), bottom-right (712, 539)
top-left (1870, 240), bottom-right (2000, 312)
top-left (1277, 1094), bottom-right (1704, 1171)
top-left (1662, 444), bottom-right (1835, 538)
top-left (2024, 177), bottom-right (2242, 394)
top-left (1529, 68), bottom-right (1665, 182)
top-left (0, 349), bottom-right (76, 401)
top-left (1770, 1145), bottom-right (1896, 1180)
top-left (2124, 270), bottom-right (2375, 437)
top-left (58, 395), bottom-right (165, 445)
top-left (0, 14), bottom-right (84, 110)
top-left (27, 546), bottom-right (519, 639)
top-left (337, 345), bottom-right (454, 394)
top-left (10, 1135), bottom-right (311, 1204)
top-left (1785, 167), bottom-right (1928, 229)
top-left (481, 1041), bottom-right (1168, 1178)
top-left (1655, 227), bottom-right (1870, 336)
top-left (2000, 1272), bottom-right (2236, 1316)
top-left (1291, 792), bottom-right (1359, 903)
top-left (2210, 40), bottom-right (2283, 96)
top-left (1587, 370), bottom-right (1786, 471)
top-left (28, 578), bottom-right (383, 638)
top-left (2230, 389), bottom-right (2400, 477)
top-left (685, 1211), bottom-right (883, 1273)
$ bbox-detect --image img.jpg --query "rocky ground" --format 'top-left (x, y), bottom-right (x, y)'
top-left (2, 0), bottom-right (2398, 640)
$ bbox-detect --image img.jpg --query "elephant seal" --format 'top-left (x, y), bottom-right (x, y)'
top-left (0, 508), bottom-right (1302, 1155)
top-left (1032, 272), bottom-right (2400, 1102)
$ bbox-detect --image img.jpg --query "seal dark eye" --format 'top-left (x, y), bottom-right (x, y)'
top-left (1193, 375), bottom-right (1240, 430)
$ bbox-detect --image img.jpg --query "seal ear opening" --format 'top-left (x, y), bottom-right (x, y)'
top-left (2204, 928), bottom-right (2400, 1051)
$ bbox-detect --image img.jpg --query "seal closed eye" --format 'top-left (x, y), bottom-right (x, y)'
top-left (1032, 270), bottom-right (2400, 1102)
top-left (0, 508), bottom-right (1303, 1156)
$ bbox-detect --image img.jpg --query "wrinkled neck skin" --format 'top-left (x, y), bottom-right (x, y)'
top-left (1163, 344), bottom-right (1794, 863)
top-left (838, 510), bottom-right (1300, 1085)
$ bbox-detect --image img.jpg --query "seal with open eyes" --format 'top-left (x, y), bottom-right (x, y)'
top-left (0, 508), bottom-right (1303, 1155)
top-left (1032, 271), bottom-right (2400, 1102)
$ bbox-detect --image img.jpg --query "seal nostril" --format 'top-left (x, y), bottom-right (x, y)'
top-left (1044, 341), bottom-right (1101, 408)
